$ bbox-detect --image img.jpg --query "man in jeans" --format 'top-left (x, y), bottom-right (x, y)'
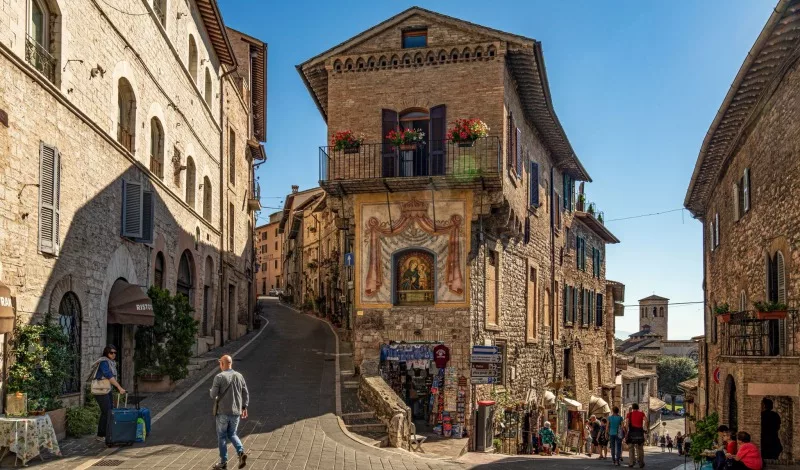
top-left (210, 355), bottom-right (249, 469)
top-left (608, 406), bottom-right (624, 466)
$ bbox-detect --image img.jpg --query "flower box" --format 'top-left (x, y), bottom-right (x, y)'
top-left (457, 141), bottom-right (475, 148)
top-left (448, 119), bottom-right (489, 145)
top-left (343, 145), bottom-right (360, 154)
top-left (331, 130), bottom-right (364, 153)
top-left (756, 310), bottom-right (787, 320)
top-left (718, 313), bottom-right (731, 323)
top-left (399, 144), bottom-right (416, 151)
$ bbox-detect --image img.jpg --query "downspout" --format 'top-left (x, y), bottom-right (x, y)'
top-left (702, 219), bottom-right (709, 417)
top-left (218, 67), bottom-right (238, 347)
top-left (550, 166), bottom-right (557, 383)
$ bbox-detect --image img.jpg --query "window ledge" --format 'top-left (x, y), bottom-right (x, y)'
top-left (486, 323), bottom-right (502, 332)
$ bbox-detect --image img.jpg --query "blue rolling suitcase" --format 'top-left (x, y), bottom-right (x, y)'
top-left (138, 407), bottom-right (151, 435)
top-left (106, 394), bottom-right (138, 447)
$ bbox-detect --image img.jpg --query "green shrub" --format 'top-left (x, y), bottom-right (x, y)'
top-left (66, 399), bottom-right (100, 437)
top-left (689, 412), bottom-right (719, 462)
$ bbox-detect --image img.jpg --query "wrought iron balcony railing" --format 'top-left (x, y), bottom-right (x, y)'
top-left (721, 310), bottom-right (799, 357)
top-left (319, 137), bottom-right (502, 193)
top-left (152, 1), bottom-right (167, 26)
top-left (25, 35), bottom-right (56, 83)
top-left (247, 181), bottom-right (261, 211)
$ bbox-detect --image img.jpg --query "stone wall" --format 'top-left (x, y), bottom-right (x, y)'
top-left (255, 220), bottom-right (282, 295)
top-left (358, 374), bottom-right (412, 450)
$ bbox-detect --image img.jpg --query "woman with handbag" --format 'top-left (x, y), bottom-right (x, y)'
top-left (89, 345), bottom-right (126, 442)
top-left (625, 403), bottom-right (648, 468)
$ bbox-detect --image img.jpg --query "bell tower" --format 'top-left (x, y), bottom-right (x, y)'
top-left (638, 295), bottom-right (669, 340)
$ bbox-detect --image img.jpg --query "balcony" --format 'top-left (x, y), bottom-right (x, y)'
top-left (117, 125), bottom-right (135, 153)
top-left (149, 156), bottom-right (163, 179)
top-left (318, 137), bottom-right (501, 195)
top-left (248, 181), bottom-right (262, 212)
top-left (25, 35), bottom-right (56, 83)
top-left (721, 310), bottom-right (799, 357)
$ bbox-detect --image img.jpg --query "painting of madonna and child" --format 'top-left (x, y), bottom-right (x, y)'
top-left (395, 251), bottom-right (435, 305)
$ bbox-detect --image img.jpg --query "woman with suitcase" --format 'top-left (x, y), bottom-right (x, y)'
top-left (90, 345), bottom-right (126, 442)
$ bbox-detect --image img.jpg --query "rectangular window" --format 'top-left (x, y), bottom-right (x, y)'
top-left (526, 264), bottom-right (537, 341)
top-left (563, 348), bottom-right (571, 379)
top-left (39, 143), bottom-right (61, 255)
top-left (563, 285), bottom-right (568, 325)
top-left (596, 293), bottom-right (604, 327)
top-left (529, 161), bottom-right (540, 207)
top-left (587, 363), bottom-right (593, 390)
top-left (229, 128), bottom-right (236, 185)
top-left (507, 112), bottom-right (515, 171)
top-left (486, 250), bottom-right (499, 326)
top-left (228, 203), bottom-right (235, 252)
top-left (709, 218), bottom-right (715, 252)
top-left (573, 286), bottom-right (578, 324)
top-left (597, 362), bottom-right (602, 387)
top-left (554, 191), bottom-right (562, 231)
top-left (275, 228), bottom-right (278, 237)
top-left (496, 341), bottom-right (507, 385)
top-left (274, 260), bottom-right (278, 269)
top-left (261, 232), bottom-right (267, 241)
top-left (588, 290), bottom-right (594, 326)
top-left (274, 241), bottom-right (278, 250)
top-left (515, 128), bottom-right (522, 178)
top-left (401, 29), bottom-right (427, 48)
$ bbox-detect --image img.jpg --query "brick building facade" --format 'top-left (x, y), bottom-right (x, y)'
top-left (298, 6), bottom-right (622, 436)
top-left (684, 0), bottom-right (800, 463)
top-left (0, 0), bottom-right (265, 400)
top-left (255, 212), bottom-right (283, 295)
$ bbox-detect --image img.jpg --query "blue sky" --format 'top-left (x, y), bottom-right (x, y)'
top-left (220, 0), bottom-right (773, 339)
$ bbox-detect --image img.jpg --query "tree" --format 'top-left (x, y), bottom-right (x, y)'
top-left (657, 356), bottom-right (698, 410)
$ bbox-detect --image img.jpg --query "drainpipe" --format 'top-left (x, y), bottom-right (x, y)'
top-left (217, 67), bottom-right (238, 348)
top-left (550, 166), bottom-right (557, 383)
top-left (702, 219), bottom-right (709, 417)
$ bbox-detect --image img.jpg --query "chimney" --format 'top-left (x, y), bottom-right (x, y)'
top-left (291, 185), bottom-right (299, 194)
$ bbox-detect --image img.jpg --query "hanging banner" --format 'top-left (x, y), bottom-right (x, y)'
top-left (0, 282), bottom-right (14, 334)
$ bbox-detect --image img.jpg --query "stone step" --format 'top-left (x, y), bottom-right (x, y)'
top-left (339, 355), bottom-right (355, 376)
top-left (189, 356), bottom-right (217, 366)
top-left (343, 380), bottom-right (359, 389)
top-left (341, 412), bottom-right (375, 424)
top-left (339, 341), bottom-right (354, 356)
top-left (346, 423), bottom-right (387, 433)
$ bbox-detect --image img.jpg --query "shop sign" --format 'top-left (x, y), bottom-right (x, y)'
top-left (470, 345), bottom-right (502, 363)
top-left (470, 377), bottom-right (499, 385)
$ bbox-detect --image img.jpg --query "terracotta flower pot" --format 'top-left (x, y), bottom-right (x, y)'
top-left (343, 145), bottom-right (360, 154)
top-left (399, 144), bottom-right (416, 151)
top-left (457, 140), bottom-right (475, 148)
top-left (718, 313), bottom-right (731, 323)
top-left (756, 310), bottom-right (787, 320)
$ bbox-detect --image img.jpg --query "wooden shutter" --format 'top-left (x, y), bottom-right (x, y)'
top-left (507, 113), bottom-right (514, 169)
top-left (743, 168), bottom-right (750, 212)
top-left (709, 219), bottom-right (715, 252)
top-left (121, 179), bottom-right (143, 238)
top-left (714, 212), bottom-right (719, 247)
top-left (732, 183), bottom-right (740, 221)
top-left (38, 143), bottom-right (60, 255)
top-left (430, 105), bottom-right (446, 175)
top-left (516, 128), bottom-right (522, 177)
top-left (777, 251), bottom-right (786, 304)
top-left (563, 285), bottom-right (568, 324)
top-left (529, 162), bottom-right (540, 207)
top-left (573, 286), bottom-right (578, 324)
top-left (381, 109), bottom-right (398, 177)
top-left (139, 190), bottom-right (155, 243)
top-left (524, 217), bottom-right (530, 244)
top-left (597, 293), bottom-right (604, 327)
top-left (768, 254), bottom-right (778, 302)
top-left (588, 290), bottom-right (594, 326)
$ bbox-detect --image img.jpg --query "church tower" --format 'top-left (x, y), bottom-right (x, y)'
top-left (639, 295), bottom-right (669, 340)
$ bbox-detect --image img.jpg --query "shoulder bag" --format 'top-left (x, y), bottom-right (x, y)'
top-left (212, 379), bottom-right (233, 416)
top-left (88, 361), bottom-right (112, 395)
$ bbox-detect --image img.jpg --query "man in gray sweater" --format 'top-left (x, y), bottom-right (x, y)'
top-left (211, 355), bottom-right (249, 469)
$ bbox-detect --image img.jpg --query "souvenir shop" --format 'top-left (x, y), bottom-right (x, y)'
top-left (379, 342), bottom-right (467, 438)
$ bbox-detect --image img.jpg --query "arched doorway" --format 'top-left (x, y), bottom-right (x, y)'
top-left (177, 250), bottom-right (194, 305)
top-left (107, 277), bottom-right (127, 384)
top-left (58, 292), bottom-right (82, 394)
top-left (724, 375), bottom-right (738, 431)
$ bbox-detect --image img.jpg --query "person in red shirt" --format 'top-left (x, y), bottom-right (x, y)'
top-left (718, 425), bottom-right (738, 455)
top-left (625, 403), bottom-right (648, 468)
top-left (726, 431), bottom-right (762, 470)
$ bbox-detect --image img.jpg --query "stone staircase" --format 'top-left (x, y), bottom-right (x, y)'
top-left (187, 356), bottom-right (217, 373)
top-left (338, 334), bottom-right (388, 447)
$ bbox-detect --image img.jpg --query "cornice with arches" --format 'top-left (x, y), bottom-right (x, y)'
top-left (328, 42), bottom-right (500, 74)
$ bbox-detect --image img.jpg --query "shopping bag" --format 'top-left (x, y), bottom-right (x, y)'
top-left (135, 417), bottom-right (147, 442)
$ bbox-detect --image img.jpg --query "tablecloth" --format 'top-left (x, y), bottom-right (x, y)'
top-left (0, 414), bottom-right (62, 465)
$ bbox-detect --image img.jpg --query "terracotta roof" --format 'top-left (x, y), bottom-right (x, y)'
top-left (278, 187), bottom-right (325, 233)
top-left (195, 0), bottom-right (236, 66)
top-left (639, 294), bottom-right (669, 302)
top-left (685, 0), bottom-right (800, 216)
top-left (227, 28), bottom-right (268, 142)
top-left (296, 6), bottom-right (590, 181)
top-left (621, 367), bottom-right (656, 380)
top-left (679, 378), bottom-right (699, 391)
top-left (649, 397), bottom-right (667, 411)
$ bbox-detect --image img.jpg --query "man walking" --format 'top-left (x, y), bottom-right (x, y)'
top-left (210, 355), bottom-right (249, 469)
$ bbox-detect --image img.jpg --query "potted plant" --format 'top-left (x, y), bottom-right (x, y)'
top-left (597, 212), bottom-right (605, 224)
top-left (715, 303), bottom-right (731, 323)
top-left (753, 300), bottom-right (789, 320)
top-left (134, 287), bottom-right (199, 393)
top-left (386, 128), bottom-right (425, 151)
top-left (577, 193), bottom-right (586, 212)
top-left (587, 203), bottom-right (596, 216)
top-left (447, 118), bottom-right (489, 147)
top-left (7, 313), bottom-right (75, 439)
top-left (331, 130), bottom-right (364, 154)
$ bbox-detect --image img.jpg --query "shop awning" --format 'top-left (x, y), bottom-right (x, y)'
top-left (542, 390), bottom-right (556, 408)
top-left (561, 397), bottom-right (583, 410)
top-left (649, 396), bottom-right (667, 411)
top-left (107, 281), bottom-right (154, 326)
top-left (589, 396), bottom-right (611, 416)
top-left (0, 281), bottom-right (14, 333)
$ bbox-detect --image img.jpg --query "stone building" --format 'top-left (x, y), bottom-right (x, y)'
top-left (616, 295), bottom-right (699, 366)
top-left (297, 6), bottom-right (622, 434)
top-left (255, 212), bottom-right (283, 295)
top-left (0, 0), bottom-right (265, 400)
top-left (684, 0), bottom-right (800, 463)
top-left (619, 366), bottom-right (663, 432)
top-left (278, 186), bottom-right (325, 306)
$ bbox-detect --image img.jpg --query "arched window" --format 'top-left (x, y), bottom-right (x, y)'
top-left (204, 68), bottom-right (212, 107)
top-left (652, 307), bottom-right (657, 319)
top-left (195, 227), bottom-right (200, 250)
top-left (177, 250), bottom-right (194, 303)
top-left (149, 117), bottom-right (164, 178)
top-left (203, 256), bottom-right (214, 335)
top-left (203, 176), bottom-right (212, 221)
top-left (30, 0), bottom-right (48, 49)
top-left (393, 249), bottom-right (435, 306)
top-left (641, 307), bottom-right (644, 318)
top-left (188, 35), bottom-right (198, 83)
top-left (58, 291), bottom-right (81, 394)
top-left (154, 251), bottom-right (165, 289)
top-left (659, 306), bottom-right (664, 317)
top-left (767, 250), bottom-right (787, 304)
top-left (740, 291), bottom-right (747, 312)
top-left (153, 0), bottom-right (167, 27)
top-left (117, 78), bottom-right (137, 153)
top-left (27, 0), bottom-right (58, 83)
top-left (185, 156), bottom-right (196, 208)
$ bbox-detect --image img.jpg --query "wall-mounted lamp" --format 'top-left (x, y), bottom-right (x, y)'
top-left (177, 12), bottom-right (186, 19)
top-left (90, 65), bottom-right (105, 78)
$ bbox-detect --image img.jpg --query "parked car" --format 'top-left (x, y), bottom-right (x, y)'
top-left (661, 408), bottom-right (671, 415)
top-left (677, 409), bottom-right (685, 416)
top-left (268, 288), bottom-right (278, 296)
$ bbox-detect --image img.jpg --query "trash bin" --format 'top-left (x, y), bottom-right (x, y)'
top-left (475, 400), bottom-right (496, 451)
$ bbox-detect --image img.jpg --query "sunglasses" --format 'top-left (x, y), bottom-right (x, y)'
top-left (109, 351), bottom-right (117, 355)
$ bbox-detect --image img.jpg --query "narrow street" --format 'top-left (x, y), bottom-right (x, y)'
top-left (89, 299), bottom-right (461, 470)
top-left (80, 299), bottom-right (685, 470)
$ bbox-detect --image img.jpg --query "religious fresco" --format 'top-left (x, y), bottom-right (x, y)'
top-left (356, 194), bottom-right (470, 307)
top-left (395, 250), bottom-right (435, 305)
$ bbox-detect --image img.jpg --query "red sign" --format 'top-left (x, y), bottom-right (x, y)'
top-left (713, 367), bottom-right (721, 384)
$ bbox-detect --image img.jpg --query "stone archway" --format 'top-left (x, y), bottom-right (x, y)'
top-left (102, 245), bottom-right (138, 388)
top-left (723, 374), bottom-right (738, 431)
